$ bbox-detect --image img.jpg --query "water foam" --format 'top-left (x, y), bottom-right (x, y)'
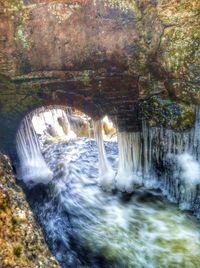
top-left (16, 115), bottom-right (53, 186)
top-left (22, 137), bottom-right (200, 268)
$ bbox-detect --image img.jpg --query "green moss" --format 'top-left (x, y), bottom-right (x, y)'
top-left (13, 245), bottom-right (23, 257)
top-left (0, 191), bottom-right (9, 210)
top-left (140, 96), bottom-right (195, 130)
top-left (82, 70), bottom-right (92, 86)
top-left (15, 25), bottom-right (30, 50)
top-left (162, 26), bottom-right (200, 75)
top-left (8, 0), bottom-right (23, 11)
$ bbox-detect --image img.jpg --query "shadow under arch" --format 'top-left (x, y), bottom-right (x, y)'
top-left (0, 87), bottom-right (100, 160)
top-left (0, 71), bottom-right (139, 159)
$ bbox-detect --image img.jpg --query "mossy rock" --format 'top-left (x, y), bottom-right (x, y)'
top-left (140, 96), bottom-right (195, 130)
top-left (0, 153), bottom-right (59, 268)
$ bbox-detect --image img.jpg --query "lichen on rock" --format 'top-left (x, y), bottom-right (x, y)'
top-left (0, 153), bottom-right (59, 268)
top-left (139, 96), bottom-right (195, 131)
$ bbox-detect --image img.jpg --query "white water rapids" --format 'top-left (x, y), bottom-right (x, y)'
top-left (19, 137), bottom-right (200, 268)
top-left (15, 107), bottom-right (200, 267)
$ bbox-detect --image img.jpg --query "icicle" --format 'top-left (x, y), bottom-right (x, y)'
top-left (32, 108), bottom-right (76, 141)
top-left (57, 111), bottom-right (70, 135)
top-left (44, 109), bottom-right (67, 139)
top-left (176, 153), bottom-right (199, 209)
top-left (16, 116), bottom-right (53, 186)
top-left (115, 131), bottom-right (142, 193)
top-left (140, 106), bottom-right (200, 211)
top-left (57, 111), bottom-right (76, 139)
top-left (142, 120), bottom-right (153, 178)
top-left (93, 119), bottom-right (115, 191)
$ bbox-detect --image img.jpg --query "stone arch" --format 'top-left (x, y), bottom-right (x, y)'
top-left (0, 0), bottom-right (144, 156)
top-left (0, 73), bottom-right (139, 157)
top-left (0, 0), bottom-right (199, 159)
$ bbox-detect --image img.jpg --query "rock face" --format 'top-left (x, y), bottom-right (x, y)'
top-left (0, 0), bottom-right (199, 154)
top-left (0, 153), bottom-right (59, 268)
top-left (139, 96), bottom-right (195, 131)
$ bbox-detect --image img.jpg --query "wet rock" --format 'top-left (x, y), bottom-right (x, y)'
top-left (0, 153), bottom-right (59, 268)
top-left (140, 96), bottom-right (195, 130)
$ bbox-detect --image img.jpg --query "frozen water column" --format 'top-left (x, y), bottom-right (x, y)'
top-left (93, 119), bottom-right (115, 190)
top-left (115, 131), bottom-right (142, 193)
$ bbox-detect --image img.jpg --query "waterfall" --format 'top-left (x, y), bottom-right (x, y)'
top-left (32, 108), bottom-right (75, 140)
top-left (140, 107), bottom-right (200, 212)
top-left (22, 134), bottom-right (200, 268)
top-left (93, 119), bottom-right (115, 190)
top-left (16, 107), bottom-right (93, 187)
top-left (16, 105), bottom-right (200, 214)
top-left (115, 132), bottom-right (142, 192)
top-left (67, 115), bottom-right (90, 137)
top-left (57, 114), bottom-right (70, 135)
top-left (111, 107), bottom-right (200, 212)
top-left (16, 115), bottom-right (53, 186)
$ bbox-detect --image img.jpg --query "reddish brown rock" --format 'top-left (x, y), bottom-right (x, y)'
top-left (0, 153), bottom-right (59, 268)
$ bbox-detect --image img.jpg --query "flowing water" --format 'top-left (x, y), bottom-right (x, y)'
top-left (19, 137), bottom-right (200, 268)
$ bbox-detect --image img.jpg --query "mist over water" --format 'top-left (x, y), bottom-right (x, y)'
top-left (19, 137), bottom-right (200, 268)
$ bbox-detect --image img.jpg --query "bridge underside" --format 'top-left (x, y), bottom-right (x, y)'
top-left (0, 0), bottom-right (199, 156)
top-left (0, 71), bottom-right (139, 156)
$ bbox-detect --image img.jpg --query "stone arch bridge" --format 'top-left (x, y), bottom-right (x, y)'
top-left (0, 0), bottom-right (199, 156)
